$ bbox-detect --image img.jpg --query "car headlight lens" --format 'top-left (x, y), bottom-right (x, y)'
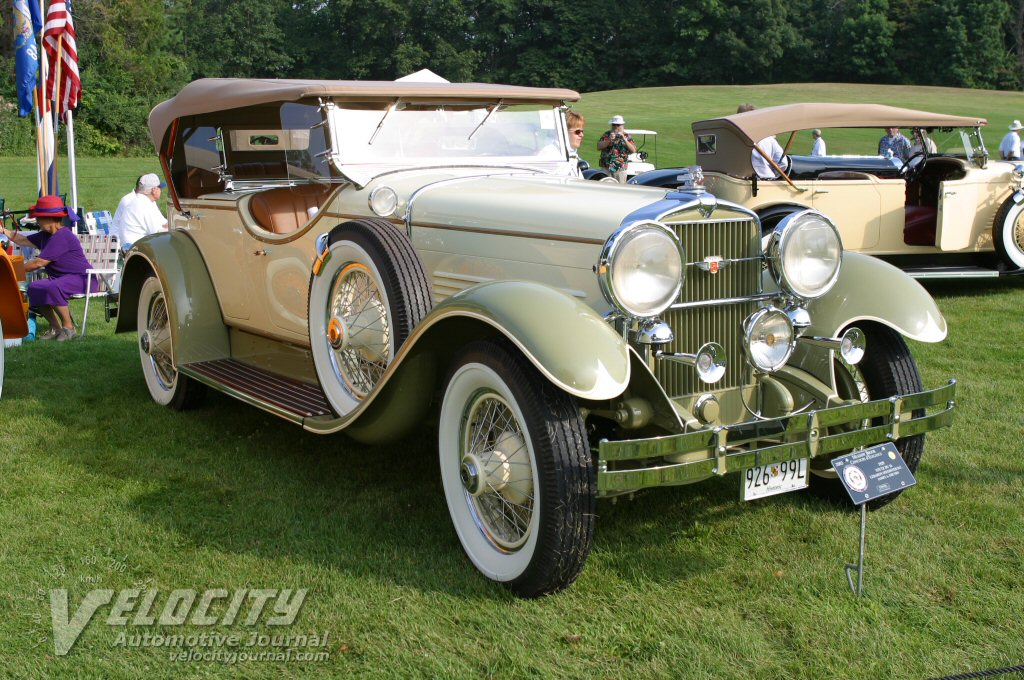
top-left (598, 221), bottom-right (684, 318)
top-left (744, 307), bottom-right (795, 372)
top-left (768, 210), bottom-right (842, 299)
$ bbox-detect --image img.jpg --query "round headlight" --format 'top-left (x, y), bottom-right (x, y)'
top-left (744, 307), bottom-right (795, 372)
top-left (597, 221), bottom-right (684, 318)
top-left (768, 210), bottom-right (842, 299)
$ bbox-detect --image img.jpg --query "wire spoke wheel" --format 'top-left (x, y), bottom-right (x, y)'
top-left (326, 263), bottom-right (391, 398)
top-left (993, 198), bottom-right (1024, 269)
top-left (309, 219), bottom-right (432, 417)
top-left (137, 276), bottom-right (205, 410)
top-left (461, 390), bottom-right (535, 551)
top-left (439, 340), bottom-right (595, 597)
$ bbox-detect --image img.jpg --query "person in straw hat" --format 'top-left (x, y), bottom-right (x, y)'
top-left (596, 115), bottom-right (636, 183)
top-left (0, 195), bottom-right (95, 341)
top-left (999, 120), bottom-right (1022, 161)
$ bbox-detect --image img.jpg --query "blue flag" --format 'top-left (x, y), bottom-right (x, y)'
top-left (13, 0), bottom-right (42, 117)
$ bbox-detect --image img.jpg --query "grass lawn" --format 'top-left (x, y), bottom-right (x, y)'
top-left (1, 83), bottom-right (1023, 678)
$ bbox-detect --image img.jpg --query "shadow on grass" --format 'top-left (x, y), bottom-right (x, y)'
top-left (919, 275), bottom-right (1024, 299)
top-left (10, 330), bottom-right (847, 596)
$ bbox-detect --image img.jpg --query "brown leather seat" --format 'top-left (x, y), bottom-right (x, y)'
top-left (249, 184), bottom-right (333, 235)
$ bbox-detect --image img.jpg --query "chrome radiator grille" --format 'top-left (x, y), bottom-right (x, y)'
top-left (657, 217), bottom-right (762, 397)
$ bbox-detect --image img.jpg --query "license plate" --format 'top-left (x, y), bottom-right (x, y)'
top-left (742, 458), bottom-right (808, 500)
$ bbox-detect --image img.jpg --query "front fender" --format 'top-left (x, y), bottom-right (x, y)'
top-left (319, 280), bottom-right (631, 443)
top-left (114, 232), bottom-right (229, 365)
top-left (806, 251), bottom-right (947, 342)
top-left (433, 280), bottom-right (631, 399)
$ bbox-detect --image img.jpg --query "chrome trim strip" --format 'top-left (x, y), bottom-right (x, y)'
top-left (669, 292), bottom-right (777, 310)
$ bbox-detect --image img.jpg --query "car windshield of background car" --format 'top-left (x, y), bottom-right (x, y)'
top-left (925, 127), bottom-right (988, 165)
top-left (326, 102), bottom-right (569, 167)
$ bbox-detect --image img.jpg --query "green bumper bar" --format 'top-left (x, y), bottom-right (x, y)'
top-left (597, 379), bottom-right (957, 495)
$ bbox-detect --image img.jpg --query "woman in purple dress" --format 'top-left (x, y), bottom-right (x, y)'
top-left (0, 195), bottom-right (93, 341)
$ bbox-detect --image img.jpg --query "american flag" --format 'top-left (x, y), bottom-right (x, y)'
top-left (43, 0), bottom-right (81, 116)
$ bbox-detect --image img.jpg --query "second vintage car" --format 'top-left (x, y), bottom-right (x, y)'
top-left (116, 79), bottom-right (957, 597)
top-left (632, 103), bottom-right (1024, 278)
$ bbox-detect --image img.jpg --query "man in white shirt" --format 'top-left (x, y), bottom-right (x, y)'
top-left (113, 173), bottom-right (168, 252)
top-left (752, 135), bottom-right (787, 179)
top-left (999, 120), bottom-right (1022, 161)
top-left (737, 103), bottom-right (788, 179)
top-left (811, 129), bottom-right (826, 156)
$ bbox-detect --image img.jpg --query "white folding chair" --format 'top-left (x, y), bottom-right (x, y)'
top-left (74, 233), bottom-right (121, 336)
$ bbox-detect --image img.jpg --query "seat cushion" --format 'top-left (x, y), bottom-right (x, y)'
top-left (903, 205), bottom-right (938, 246)
top-left (249, 185), bottom-right (333, 235)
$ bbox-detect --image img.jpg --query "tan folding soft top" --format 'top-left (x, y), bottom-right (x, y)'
top-left (692, 103), bottom-right (987, 177)
top-left (149, 78), bottom-right (581, 148)
top-left (693, 103), bottom-right (987, 146)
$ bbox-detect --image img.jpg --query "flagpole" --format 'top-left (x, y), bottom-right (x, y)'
top-left (37, 0), bottom-right (51, 196)
top-left (33, 89), bottom-right (44, 193)
top-left (51, 36), bottom-right (63, 196)
top-left (67, 111), bottom-right (78, 212)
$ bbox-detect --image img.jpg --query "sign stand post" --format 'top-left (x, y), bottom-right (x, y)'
top-left (845, 504), bottom-right (867, 596)
top-left (831, 441), bottom-right (918, 598)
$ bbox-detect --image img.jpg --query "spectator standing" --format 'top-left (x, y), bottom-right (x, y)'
top-left (811, 129), bottom-right (826, 156)
top-left (737, 104), bottom-right (787, 179)
top-left (878, 128), bottom-right (911, 161)
top-left (999, 121), bottom-right (1022, 161)
top-left (909, 128), bottom-right (937, 156)
top-left (113, 173), bottom-right (168, 252)
top-left (0, 196), bottom-right (94, 341)
top-left (597, 115), bottom-right (636, 183)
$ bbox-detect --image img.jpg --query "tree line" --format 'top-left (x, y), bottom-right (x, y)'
top-left (1, 0), bottom-right (1022, 155)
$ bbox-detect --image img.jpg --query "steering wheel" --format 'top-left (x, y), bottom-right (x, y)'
top-left (900, 151), bottom-right (928, 182)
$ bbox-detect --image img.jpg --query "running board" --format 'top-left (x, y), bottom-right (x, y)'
top-left (180, 358), bottom-right (333, 423)
top-left (903, 266), bottom-right (1022, 279)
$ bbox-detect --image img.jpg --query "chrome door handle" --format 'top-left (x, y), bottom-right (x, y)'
top-left (813, 189), bottom-right (830, 194)
top-left (943, 191), bottom-right (956, 197)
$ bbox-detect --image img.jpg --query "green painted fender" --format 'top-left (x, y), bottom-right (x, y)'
top-left (114, 232), bottom-right (230, 366)
top-left (427, 280), bottom-right (631, 399)
top-left (319, 280), bottom-right (631, 443)
top-left (805, 252), bottom-right (947, 342)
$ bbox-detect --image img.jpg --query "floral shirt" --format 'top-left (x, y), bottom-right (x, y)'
top-left (598, 131), bottom-right (634, 172)
top-left (878, 132), bottom-right (911, 161)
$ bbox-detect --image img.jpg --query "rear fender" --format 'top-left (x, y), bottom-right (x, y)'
top-left (115, 232), bottom-right (229, 366)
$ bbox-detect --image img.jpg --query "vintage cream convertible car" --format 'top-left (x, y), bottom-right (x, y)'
top-left (116, 80), bottom-right (956, 596)
top-left (632, 103), bottom-right (1024, 277)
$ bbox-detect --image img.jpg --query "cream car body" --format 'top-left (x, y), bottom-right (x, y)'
top-left (115, 80), bottom-right (957, 597)
top-left (635, 103), bottom-right (1024, 277)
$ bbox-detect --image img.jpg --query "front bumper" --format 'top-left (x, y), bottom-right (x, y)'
top-left (597, 379), bottom-right (956, 496)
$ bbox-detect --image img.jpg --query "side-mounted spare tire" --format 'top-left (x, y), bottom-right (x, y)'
top-left (992, 196), bottom-right (1024, 270)
top-left (308, 218), bottom-right (433, 417)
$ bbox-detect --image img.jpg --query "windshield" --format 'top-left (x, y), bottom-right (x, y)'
top-left (326, 102), bottom-right (568, 166)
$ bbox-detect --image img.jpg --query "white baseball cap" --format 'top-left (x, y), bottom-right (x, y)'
top-left (608, 115), bottom-right (626, 125)
top-left (138, 173), bottom-right (166, 190)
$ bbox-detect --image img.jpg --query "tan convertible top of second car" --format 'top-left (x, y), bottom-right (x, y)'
top-left (148, 78), bottom-right (581, 149)
top-left (694, 103), bottom-right (987, 146)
